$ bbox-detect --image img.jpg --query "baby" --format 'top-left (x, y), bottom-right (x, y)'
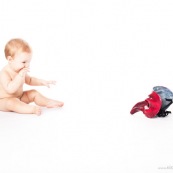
top-left (0, 38), bottom-right (64, 115)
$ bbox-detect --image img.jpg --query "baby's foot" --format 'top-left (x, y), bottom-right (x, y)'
top-left (33, 106), bottom-right (42, 116)
top-left (46, 100), bottom-right (64, 108)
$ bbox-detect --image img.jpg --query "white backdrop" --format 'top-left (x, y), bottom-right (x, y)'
top-left (0, 0), bottom-right (173, 172)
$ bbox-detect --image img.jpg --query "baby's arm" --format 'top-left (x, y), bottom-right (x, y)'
top-left (25, 75), bottom-right (56, 88)
top-left (1, 68), bottom-right (28, 94)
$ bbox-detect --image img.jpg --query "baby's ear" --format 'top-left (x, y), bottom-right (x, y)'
top-left (7, 56), bottom-right (13, 62)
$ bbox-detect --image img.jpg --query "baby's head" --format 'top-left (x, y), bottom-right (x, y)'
top-left (4, 38), bottom-right (32, 60)
top-left (4, 39), bottom-right (32, 72)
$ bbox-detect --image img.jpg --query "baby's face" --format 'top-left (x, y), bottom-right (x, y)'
top-left (10, 51), bottom-right (32, 72)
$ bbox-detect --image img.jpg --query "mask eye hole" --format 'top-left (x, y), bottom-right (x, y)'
top-left (144, 105), bottom-right (149, 109)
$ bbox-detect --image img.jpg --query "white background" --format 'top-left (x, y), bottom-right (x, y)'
top-left (0, 0), bottom-right (173, 172)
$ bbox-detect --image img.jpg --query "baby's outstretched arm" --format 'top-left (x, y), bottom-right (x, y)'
top-left (25, 75), bottom-right (56, 88)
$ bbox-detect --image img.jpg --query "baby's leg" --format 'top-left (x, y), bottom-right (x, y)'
top-left (0, 98), bottom-right (41, 115)
top-left (21, 89), bottom-right (64, 108)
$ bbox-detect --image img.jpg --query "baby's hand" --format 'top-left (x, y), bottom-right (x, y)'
top-left (42, 80), bottom-right (56, 88)
top-left (19, 67), bottom-right (30, 77)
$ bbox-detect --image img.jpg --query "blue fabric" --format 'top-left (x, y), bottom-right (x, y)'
top-left (153, 86), bottom-right (173, 109)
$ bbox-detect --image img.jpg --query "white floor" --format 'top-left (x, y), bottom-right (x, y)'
top-left (1, 0), bottom-right (173, 172)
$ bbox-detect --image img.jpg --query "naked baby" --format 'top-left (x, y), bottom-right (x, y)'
top-left (0, 38), bottom-right (64, 115)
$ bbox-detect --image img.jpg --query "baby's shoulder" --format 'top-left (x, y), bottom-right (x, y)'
top-left (0, 66), bottom-right (10, 78)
